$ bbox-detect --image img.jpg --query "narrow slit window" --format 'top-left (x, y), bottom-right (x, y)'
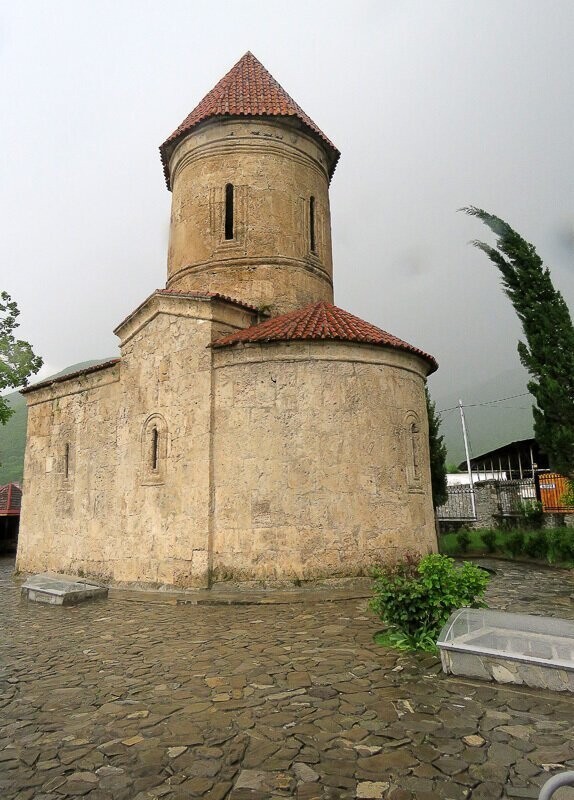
top-left (141, 413), bottom-right (168, 484)
top-left (151, 428), bottom-right (159, 471)
top-left (225, 183), bottom-right (234, 240)
top-left (410, 422), bottom-right (420, 482)
top-left (64, 443), bottom-right (70, 479)
top-left (309, 196), bottom-right (316, 252)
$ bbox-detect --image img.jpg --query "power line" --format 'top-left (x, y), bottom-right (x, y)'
top-left (438, 392), bottom-right (531, 414)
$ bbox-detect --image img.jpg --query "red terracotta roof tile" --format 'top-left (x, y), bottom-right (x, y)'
top-left (0, 482), bottom-right (21, 514)
top-left (211, 301), bottom-right (438, 372)
top-left (21, 359), bottom-right (120, 395)
top-left (160, 52), bottom-right (340, 188)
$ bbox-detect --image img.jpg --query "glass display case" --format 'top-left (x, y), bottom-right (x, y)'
top-left (437, 608), bottom-right (574, 692)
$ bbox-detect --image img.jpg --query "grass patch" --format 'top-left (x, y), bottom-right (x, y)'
top-left (439, 526), bottom-right (574, 568)
top-left (440, 529), bottom-right (490, 556)
top-left (374, 629), bottom-right (438, 654)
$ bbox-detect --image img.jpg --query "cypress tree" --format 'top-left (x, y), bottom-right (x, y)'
top-left (462, 207), bottom-right (574, 477)
top-left (426, 386), bottom-right (448, 507)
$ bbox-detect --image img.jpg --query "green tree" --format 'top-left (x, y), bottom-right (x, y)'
top-left (0, 292), bottom-right (42, 425)
top-left (463, 207), bottom-right (574, 477)
top-left (426, 385), bottom-right (448, 507)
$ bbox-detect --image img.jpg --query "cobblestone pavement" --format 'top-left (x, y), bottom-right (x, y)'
top-left (1, 557), bottom-right (573, 800)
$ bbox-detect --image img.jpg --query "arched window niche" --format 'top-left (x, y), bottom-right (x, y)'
top-left (141, 413), bottom-right (168, 485)
top-left (404, 410), bottom-right (423, 491)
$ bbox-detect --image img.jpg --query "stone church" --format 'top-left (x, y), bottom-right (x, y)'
top-left (16, 53), bottom-right (438, 588)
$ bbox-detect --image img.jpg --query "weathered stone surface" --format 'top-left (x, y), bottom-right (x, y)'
top-left (167, 746), bottom-right (187, 759)
top-left (356, 781), bottom-right (390, 799)
top-left (357, 750), bottom-right (418, 773)
top-left (16, 92), bottom-right (437, 590)
top-left (292, 762), bottom-right (320, 783)
top-left (462, 734), bottom-right (485, 747)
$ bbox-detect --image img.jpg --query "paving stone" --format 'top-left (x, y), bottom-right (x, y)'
top-left (306, 686), bottom-right (338, 700)
top-left (357, 749), bottom-right (417, 774)
top-left (121, 734), bottom-right (144, 746)
top-left (188, 759), bottom-right (221, 778)
top-left (297, 785), bottom-right (322, 800)
top-left (505, 788), bottom-right (540, 798)
top-left (167, 746), bottom-right (187, 758)
top-left (356, 781), bottom-right (390, 799)
top-left (470, 783), bottom-right (503, 800)
top-left (185, 776), bottom-right (214, 794)
top-left (434, 756), bottom-right (468, 775)
top-left (41, 776), bottom-right (67, 792)
top-left (2, 558), bottom-right (574, 800)
top-left (462, 734), bottom-right (485, 747)
top-left (206, 782), bottom-right (233, 800)
top-left (292, 762), bottom-right (320, 782)
top-left (514, 758), bottom-right (542, 777)
top-left (355, 744), bottom-right (382, 756)
top-left (36, 759), bottom-right (60, 771)
top-left (387, 790), bottom-right (412, 800)
top-left (488, 741), bottom-right (521, 766)
top-left (469, 760), bottom-right (510, 784)
top-left (96, 766), bottom-right (125, 777)
top-left (242, 740), bottom-right (280, 768)
top-left (287, 672), bottom-right (312, 690)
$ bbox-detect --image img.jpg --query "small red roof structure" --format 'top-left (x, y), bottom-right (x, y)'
top-left (211, 301), bottom-right (438, 373)
top-left (0, 483), bottom-right (22, 516)
top-left (160, 51), bottom-right (340, 188)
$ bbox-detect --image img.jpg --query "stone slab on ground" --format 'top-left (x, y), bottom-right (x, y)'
top-left (21, 573), bottom-right (108, 605)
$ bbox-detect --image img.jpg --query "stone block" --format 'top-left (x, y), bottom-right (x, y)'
top-left (21, 575), bottom-right (108, 605)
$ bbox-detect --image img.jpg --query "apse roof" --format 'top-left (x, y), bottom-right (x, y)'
top-left (160, 52), bottom-right (340, 188)
top-left (211, 301), bottom-right (438, 373)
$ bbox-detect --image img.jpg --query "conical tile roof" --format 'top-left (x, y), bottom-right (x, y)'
top-left (160, 52), bottom-right (340, 188)
top-left (211, 301), bottom-right (437, 372)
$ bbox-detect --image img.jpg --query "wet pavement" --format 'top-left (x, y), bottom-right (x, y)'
top-left (1, 556), bottom-right (573, 800)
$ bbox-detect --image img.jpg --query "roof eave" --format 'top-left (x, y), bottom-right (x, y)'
top-left (211, 334), bottom-right (438, 373)
top-left (160, 114), bottom-right (340, 191)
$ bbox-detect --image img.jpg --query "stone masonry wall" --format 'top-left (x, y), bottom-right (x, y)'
top-left (211, 341), bottom-right (437, 580)
top-left (166, 118), bottom-right (334, 315)
top-left (17, 365), bottom-right (121, 578)
top-left (17, 296), bottom-right (257, 588)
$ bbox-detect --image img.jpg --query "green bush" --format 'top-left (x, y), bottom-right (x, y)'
top-left (560, 480), bottom-right (574, 508)
top-left (547, 528), bottom-right (574, 564)
top-left (456, 529), bottom-right (471, 553)
top-left (370, 553), bottom-right (490, 652)
top-left (480, 529), bottom-right (497, 553)
top-left (504, 530), bottom-right (525, 558)
top-left (524, 530), bottom-right (548, 559)
top-left (518, 500), bottom-right (544, 528)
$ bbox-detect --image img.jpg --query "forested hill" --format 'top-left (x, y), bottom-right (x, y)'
top-left (0, 360), bottom-right (115, 485)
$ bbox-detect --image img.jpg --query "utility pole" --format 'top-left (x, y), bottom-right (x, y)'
top-left (459, 399), bottom-right (476, 518)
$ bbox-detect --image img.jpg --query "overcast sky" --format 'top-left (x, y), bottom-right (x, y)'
top-left (2, 0), bottom-right (573, 402)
